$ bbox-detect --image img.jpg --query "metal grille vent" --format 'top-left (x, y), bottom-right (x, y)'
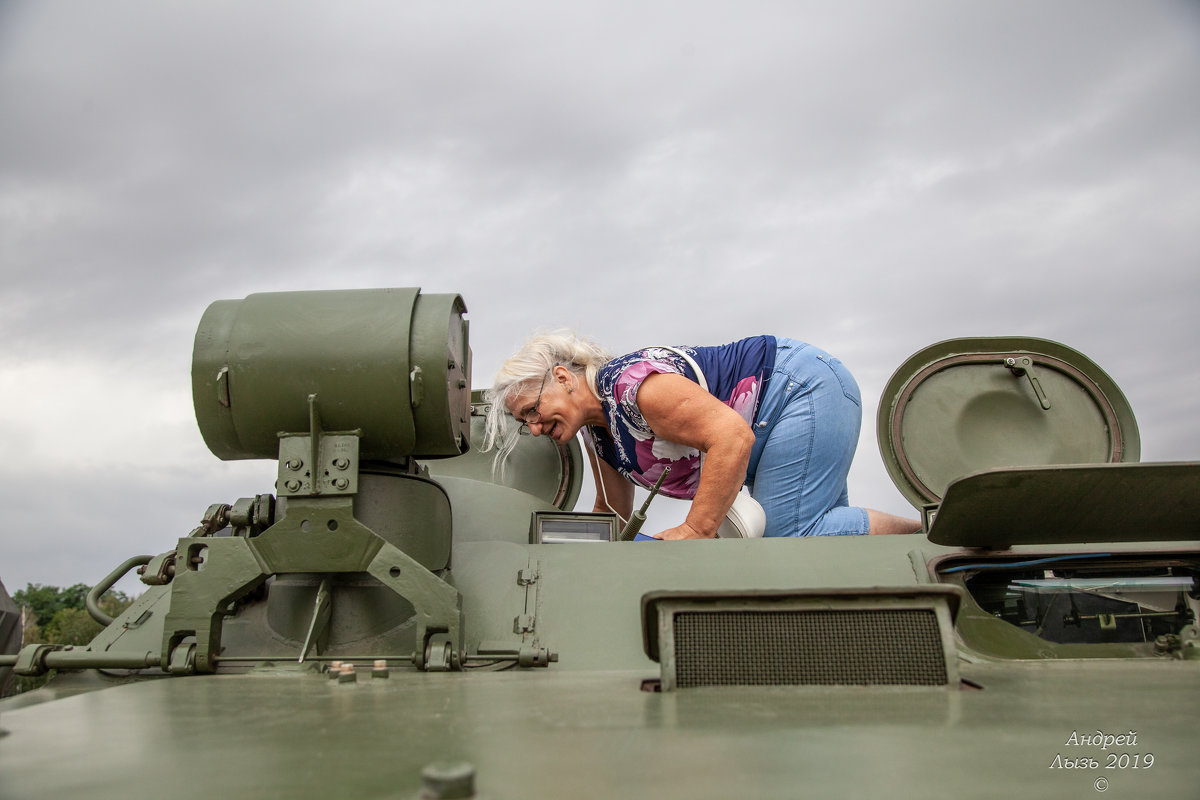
top-left (673, 608), bottom-right (947, 688)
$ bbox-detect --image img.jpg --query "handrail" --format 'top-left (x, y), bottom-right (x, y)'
top-left (86, 555), bottom-right (152, 625)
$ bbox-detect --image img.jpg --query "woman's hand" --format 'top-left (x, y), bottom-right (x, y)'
top-left (652, 521), bottom-right (708, 540)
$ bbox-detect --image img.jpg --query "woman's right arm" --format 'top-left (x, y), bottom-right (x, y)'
top-left (586, 443), bottom-right (634, 521)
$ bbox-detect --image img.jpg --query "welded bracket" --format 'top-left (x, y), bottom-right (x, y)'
top-left (276, 394), bottom-right (362, 497)
top-left (159, 496), bottom-right (463, 673)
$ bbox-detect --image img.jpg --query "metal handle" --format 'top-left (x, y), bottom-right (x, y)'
top-left (87, 555), bottom-right (152, 625)
top-left (1005, 356), bottom-right (1052, 410)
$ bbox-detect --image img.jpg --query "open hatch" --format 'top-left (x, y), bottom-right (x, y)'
top-left (879, 338), bottom-right (1199, 658)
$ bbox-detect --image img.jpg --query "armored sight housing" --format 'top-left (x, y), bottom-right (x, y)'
top-left (2, 288), bottom-right (1198, 799)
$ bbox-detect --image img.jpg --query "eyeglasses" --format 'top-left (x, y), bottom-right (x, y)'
top-left (516, 368), bottom-right (552, 430)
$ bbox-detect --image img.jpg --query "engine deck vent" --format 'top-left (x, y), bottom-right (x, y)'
top-left (642, 587), bottom-right (962, 691)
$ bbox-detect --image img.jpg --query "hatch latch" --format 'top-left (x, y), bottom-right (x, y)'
top-left (1004, 356), bottom-right (1052, 410)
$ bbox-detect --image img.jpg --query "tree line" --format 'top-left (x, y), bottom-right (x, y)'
top-left (15, 582), bottom-right (135, 646)
top-left (8, 582), bottom-right (135, 694)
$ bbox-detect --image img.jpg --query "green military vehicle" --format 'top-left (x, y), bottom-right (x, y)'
top-left (1, 289), bottom-right (1196, 798)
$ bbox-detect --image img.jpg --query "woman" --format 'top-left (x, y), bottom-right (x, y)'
top-left (483, 331), bottom-right (920, 539)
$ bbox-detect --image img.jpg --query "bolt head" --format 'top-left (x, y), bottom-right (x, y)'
top-left (420, 762), bottom-right (476, 799)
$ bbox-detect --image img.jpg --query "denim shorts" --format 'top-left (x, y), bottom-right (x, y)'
top-left (744, 339), bottom-right (871, 537)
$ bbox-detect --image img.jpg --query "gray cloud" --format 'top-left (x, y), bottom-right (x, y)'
top-left (1, 0), bottom-right (1197, 590)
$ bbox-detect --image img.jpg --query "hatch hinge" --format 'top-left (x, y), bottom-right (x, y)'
top-left (1004, 356), bottom-right (1051, 410)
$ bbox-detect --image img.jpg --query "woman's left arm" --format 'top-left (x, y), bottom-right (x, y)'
top-left (634, 372), bottom-right (756, 539)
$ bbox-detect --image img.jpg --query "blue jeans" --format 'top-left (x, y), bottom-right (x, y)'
top-left (745, 339), bottom-right (870, 537)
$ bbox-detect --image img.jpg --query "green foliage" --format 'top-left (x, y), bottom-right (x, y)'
top-left (21, 614), bottom-right (42, 648)
top-left (13, 583), bottom-right (95, 628)
top-left (15, 584), bottom-right (133, 646)
top-left (44, 607), bottom-right (104, 646)
top-left (11, 582), bottom-right (136, 694)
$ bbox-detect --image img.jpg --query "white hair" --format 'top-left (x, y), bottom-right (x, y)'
top-left (482, 329), bottom-right (612, 472)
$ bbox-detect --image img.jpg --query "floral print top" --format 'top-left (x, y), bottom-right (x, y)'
top-left (589, 336), bottom-right (776, 499)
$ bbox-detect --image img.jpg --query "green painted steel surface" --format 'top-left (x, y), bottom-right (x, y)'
top-left (2, 660), bottom-right (1197, 799)
top-left (4, 537), bottom-right (1197, 797)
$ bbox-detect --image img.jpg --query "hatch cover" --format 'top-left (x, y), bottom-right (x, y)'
top-left (425, 394), bottom-right (583, 510)
top-left (877, 337), bottom-right (1139, 508)
top-left (927, 463), bottom-right (1200, 547)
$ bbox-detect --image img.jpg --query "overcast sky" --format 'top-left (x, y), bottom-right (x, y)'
top-left (2, 1), bottom-right (1197, 593)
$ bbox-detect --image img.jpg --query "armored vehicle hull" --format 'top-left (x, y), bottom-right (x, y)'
top-left (2, 291), bottom-right (1196, 799)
